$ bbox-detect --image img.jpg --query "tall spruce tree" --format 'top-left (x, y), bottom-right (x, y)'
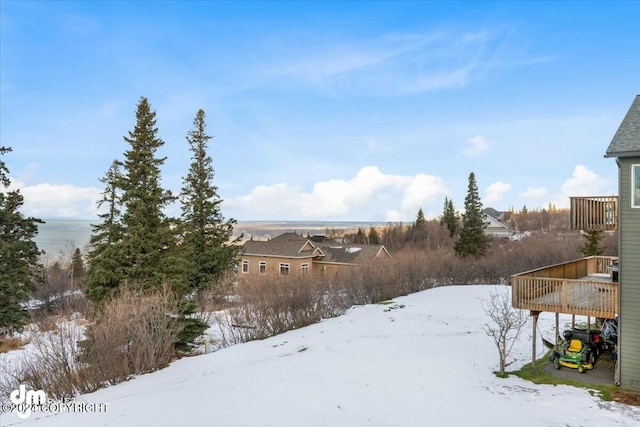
top-left (119, 97), bottom-right (186, 291)
top-left (441, 197), bottom-right (459, 238)
top-left (86, 160), bottom-right (126, 302)
top-left (180, 109), bottom-right (239, 293)
top-left (454, 172), bottom-right (491, 258)
top-left (0, 147), bottom-right (43, 334)
top-left (367, 227), bottom-right (380, 244)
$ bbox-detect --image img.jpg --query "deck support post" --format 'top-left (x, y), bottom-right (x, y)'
top-left (587, 316), bottom-right (591, 329)
top-left (571, 314), bottom-right (575, 329)
top-left (531, 311), bottom-right (540, 371)
top-left (555, 312), bottom-right (559, 346)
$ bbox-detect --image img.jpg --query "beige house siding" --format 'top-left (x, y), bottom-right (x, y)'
top-left (239, 254), bottom-right (315, 278)
top-left (312, 262), bottom-right (351, 277)
top-left (240, 233), bottom-right (392, 281)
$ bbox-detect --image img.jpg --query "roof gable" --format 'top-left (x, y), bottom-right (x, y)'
top-left (316, 244), bottom-right (391, 265)
top-left (483, 213), bottom-right (510, 231)
top-left (605, 95), bottom-right (640, 158)
top-left (242, 232), bottom-right (321, 258)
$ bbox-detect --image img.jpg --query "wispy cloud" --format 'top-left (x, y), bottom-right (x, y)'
top-left (267, 32), bottom-right (444, 82)
top-left (464, 135), bottom-right (489, 156)
top-left (263, 27), bottom-right (543, 96)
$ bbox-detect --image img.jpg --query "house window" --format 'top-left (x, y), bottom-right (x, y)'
top-left (301, 263), bottom-right (309, 275)
top-left (279, 263), bottom-right (290, 276)
top-left (633, 164), bottom-right (640, 208)
top-left (259, 261), bottom-right (266, 275)
top-left (241, 260), bottom-right (249, 273)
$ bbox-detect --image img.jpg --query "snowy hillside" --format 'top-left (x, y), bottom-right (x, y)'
top-left (2, 285), bottom-right (639, 427)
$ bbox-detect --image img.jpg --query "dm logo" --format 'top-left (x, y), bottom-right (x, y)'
top-left (9, 385), bottom-right (46, 419)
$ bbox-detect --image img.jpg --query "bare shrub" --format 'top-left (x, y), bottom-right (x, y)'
top-left (0, 322), bottom-right (92, 401)
top-left (218, 276), bottom-right (338, 343)
top-left (196, 271), bottom-right (237, 312)
top-left (81, 285), bottom-right (182, 384)
top-left (334, 260), bottom-right (413, 305)
top-left (481, 285), bottom-right (528, 376)
top-left (213, 230), bottom-right (603, 348)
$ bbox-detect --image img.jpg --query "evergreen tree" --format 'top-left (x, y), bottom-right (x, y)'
top-left (408, 207), bottom-right (428, 245)
top-left (355, 228), bottom-right (366, 244)
top-left (180, 109), bottom-right (239, 294)
top-left (415, 207), bottom-right (426, 229)
top-left (580, 229), bottom-right (605, 257)
top-left (87, 98), bottom-right (187, 301)
top-left (119, 97), bottom-right (186, 291)
top-left (86, 160), bottom-right (126, 302)
top-left (71, 248), bottom-right (85, 289)
top-left (454, 172), bottom-right (491, 258)
top-left (368, 227), bottom-right (380, 244)
top-left (0, 147), bottom-right (43, 334)
top-left (441, 197), bottom-right (459, 238)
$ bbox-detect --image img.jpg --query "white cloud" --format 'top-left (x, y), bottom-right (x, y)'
top-left (520, 187), bottom-right (548, 199)
top-left (560, 165), bottom-right (608, 197)
top-left (227, 166), bottom-right (447, 221)
top-left (9, 180), bottom-right (101, 219)
top-left (464, 135), bottom-right (489, 156)
top-left (484, 181), bottom-right (511, 205)
top-left (401, 174), bottom-right (447, 212)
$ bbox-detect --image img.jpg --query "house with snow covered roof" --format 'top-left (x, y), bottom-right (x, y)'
top-left (240, 232), bottom-right (391, 278)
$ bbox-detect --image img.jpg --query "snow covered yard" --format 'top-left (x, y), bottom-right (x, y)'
top-left (2, 285), bottom-right (639, 426)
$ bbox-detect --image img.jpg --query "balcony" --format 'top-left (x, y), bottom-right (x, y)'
top-left (511, 256), bottom-right (618, 319)
top-left (570, 196), bottom-right (618, 231)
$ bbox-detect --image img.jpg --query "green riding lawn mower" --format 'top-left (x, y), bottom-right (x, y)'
top-left (549, 329), bottom-right (602, 373)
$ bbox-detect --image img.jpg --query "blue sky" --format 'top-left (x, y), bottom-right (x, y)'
top-left (1, 1), bottom-right (639, 222)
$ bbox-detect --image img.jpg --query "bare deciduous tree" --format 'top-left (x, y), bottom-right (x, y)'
top-left (481, 286), bottom-right (528, 376)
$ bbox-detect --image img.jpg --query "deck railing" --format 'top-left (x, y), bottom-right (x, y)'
top-left (511, 256), bottom-right (618, 318)
top-left (570, 196), bottom-right (618, 231)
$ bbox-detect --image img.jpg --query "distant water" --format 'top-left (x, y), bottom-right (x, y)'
top-left (34, 219), bottom-right (390, 260)
top-left (35, 219), bottom-right (94, 259)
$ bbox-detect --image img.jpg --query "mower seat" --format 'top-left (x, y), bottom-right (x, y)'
top-left (568, 339), bottom-right (583, 353)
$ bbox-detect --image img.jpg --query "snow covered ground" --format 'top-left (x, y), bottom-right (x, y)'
top-left (2, 285), bottom-right (639, 426)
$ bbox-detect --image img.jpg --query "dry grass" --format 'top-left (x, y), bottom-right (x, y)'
top-left (0, 336), bottom-right (30, 353)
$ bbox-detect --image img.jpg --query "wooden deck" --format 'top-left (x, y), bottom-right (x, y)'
top-left (570, 196), bottom-right (618, 231)
top-left (511, 256), bottom-right (618, 318)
